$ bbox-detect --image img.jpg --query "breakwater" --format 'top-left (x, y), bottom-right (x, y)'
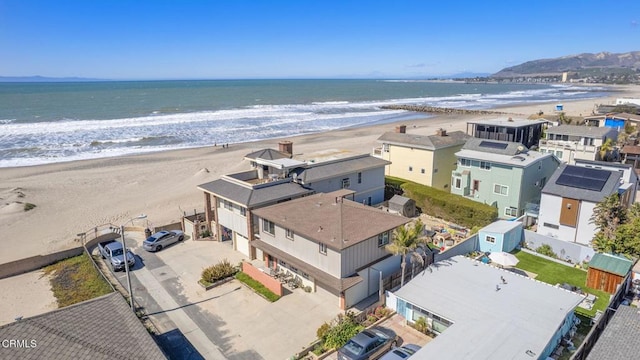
top-left (380, 104), bottom-right (509, 115)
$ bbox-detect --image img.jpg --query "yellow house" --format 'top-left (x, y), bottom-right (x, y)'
top-left (373, 126), bottom-right (469, 191)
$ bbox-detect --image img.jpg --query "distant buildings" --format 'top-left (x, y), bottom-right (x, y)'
top-left (374, 126), bottom-right (469, 190)
top-left (450, 138), bottom-right (560, 219)
top-left (538, 125), bottom-right (618, 163)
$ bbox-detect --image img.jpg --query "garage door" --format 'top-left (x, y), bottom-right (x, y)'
top-left (235, 233), bottom-right (250, 257)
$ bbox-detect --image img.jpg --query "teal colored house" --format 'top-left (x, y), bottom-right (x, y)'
top-left (478, 220), bottom-right (522, 253)
top-left (451, 138), bottom-right (560, 219)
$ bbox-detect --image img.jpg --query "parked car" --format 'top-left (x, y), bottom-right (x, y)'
top-left (97, 239), bottom-right (136, 272)
top-left (143, 230), bottom-right (184, 252)
top-left (337, 326), bottom-right (398, 360)
top-left (379, 344), bottom-right (421, 360)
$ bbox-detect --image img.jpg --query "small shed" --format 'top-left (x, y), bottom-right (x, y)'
top-left (477, 220), bottom-right (523, 253)
top-left (388, 195), bottom-right (416, 217)
top-left (586, 253), bottom-right (634, 294)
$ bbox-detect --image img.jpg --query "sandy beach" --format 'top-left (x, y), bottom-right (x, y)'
top-left (1, 84), bottom-right (638, 264)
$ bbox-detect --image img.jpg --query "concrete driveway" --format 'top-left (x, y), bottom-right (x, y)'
top-left (110, 233), bottom-right (338, 359)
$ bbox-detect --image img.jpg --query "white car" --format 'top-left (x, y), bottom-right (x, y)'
top-left (143, 230), bottom-right (184, 252)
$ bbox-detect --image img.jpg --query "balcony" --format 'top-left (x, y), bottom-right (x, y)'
top-left (372, 147), bottom-right (383, 158)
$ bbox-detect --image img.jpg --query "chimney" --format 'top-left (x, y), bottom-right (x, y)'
top-left (436, 128), bottom-right (447, 136)
top-left (395, 125), bottom-right (407, 134)
top-left (278, 141), bottom-right (293, 157)
top-left (507, 117), bottom-right (514, 122)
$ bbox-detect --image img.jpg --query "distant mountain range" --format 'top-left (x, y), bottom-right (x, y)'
top-left (0, 76), bottom-right (106, 82)
top-left (492, 51), bottom-right (640, 78)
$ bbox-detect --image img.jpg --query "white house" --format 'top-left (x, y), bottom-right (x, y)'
top-left (536, 164), bottom-right (631, 246)
top-left (538, 125), bottom-right (618, 164)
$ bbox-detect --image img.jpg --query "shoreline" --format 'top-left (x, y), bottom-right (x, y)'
top-left (0, 85), bottom-right (637, 264)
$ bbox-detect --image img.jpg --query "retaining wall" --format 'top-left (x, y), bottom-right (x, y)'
top-left (241, 262), bottom-right (283, 296)
top-left (0, 247), bottom-right (84, 279)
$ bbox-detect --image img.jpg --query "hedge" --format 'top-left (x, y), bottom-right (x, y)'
top-left (386, 176), bottom-right (497, 228)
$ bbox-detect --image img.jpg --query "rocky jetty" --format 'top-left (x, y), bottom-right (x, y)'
top-left (381, 104), bottom-right (508, 115)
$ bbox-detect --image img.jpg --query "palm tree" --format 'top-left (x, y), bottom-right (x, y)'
top-left (386, 219), bottom-right (426, 288)
top-left (599, 138), bottom-right (614, 161)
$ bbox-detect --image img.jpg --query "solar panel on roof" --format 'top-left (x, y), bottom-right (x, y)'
top-left (555, 165), bottom-right (610, 192)
top-left (479, 141), bottom-right (508, 150)
top-left (562, 165), bottom-right (610, 181)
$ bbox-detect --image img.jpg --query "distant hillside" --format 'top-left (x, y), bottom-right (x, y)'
top-left (0, 76), bottom-right (105, 82)
top-left (493, 51), bottom-right (640, 78)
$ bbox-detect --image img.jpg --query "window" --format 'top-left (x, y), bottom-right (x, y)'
top-left (493, 184), bottom-right (508, 196)
top-left (262, 219), bottom-right (275, 235)
top-left (367, 196), bottom-right (372, 206)
top-left (486, 235), bottom-right (496, 244)
top-left (383, 144), bottom-right (389, 152)
top-left (357, 172), bottom-right (362, 184)
top-left (378, 231), bottom-right (389, 247)
top-left (454, 178), bottom-right (462, 189)
top-left (460, 158), bottom-right (471, 167)
top-left (319, 243), bottom-right (327, 255)
top-left (543, 222), bottom-right (560, 229)
top-left (408, 166), bottom-right (413, 172)
top-left (286, 228), bottom-right (294, 240)
top-left (472, 180), bottom-right (480, 192)
top-left (505, 207), bottom-right (518, 217)
top-left (421, 168), bottom-right (426, 174)
top-left (240, 207), bottom-right (246, 217)
top-left (555, 150), bottom-right (563, 158)
top-left (342, 178), bottom-right (350, 188)
top-left (480, 161), bottom-right (491, 170)
top-left (223, 200), bottom-right (232, 210)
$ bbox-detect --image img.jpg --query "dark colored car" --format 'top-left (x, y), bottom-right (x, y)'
top-left (337, 326), bottom-right (398, 360)
top-left (379, 344), bottom-right (421, 360)
top-left (143, 230), bottom-right (184, 252)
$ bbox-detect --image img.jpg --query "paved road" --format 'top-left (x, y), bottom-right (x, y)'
top-left (111, 237), bottom-right (230, 360)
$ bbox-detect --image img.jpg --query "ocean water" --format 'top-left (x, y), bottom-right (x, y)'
top-left (0, 79), bottom-right (609, 167)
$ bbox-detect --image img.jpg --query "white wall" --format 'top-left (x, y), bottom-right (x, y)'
top-left (216, 201), bottom-right (249, 237)
top-left (576, 201), bottom-right (597, 246)
top-left (235, 233), bottom-right (250, 257)
top-left (306, 166), bottom-right (386, 205)
top-left (537, 194), bottom-right (577, 241)
top-left (345, 270), bottom-right (370, 309)
top-left (258, 223), bottom-right (342, 278)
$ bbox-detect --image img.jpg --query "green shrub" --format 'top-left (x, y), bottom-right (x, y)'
top-left (312, 343), bottom-right (326, 356)
top-left (386, 177), bottom-right (497, 228)
top-left (23, 203), bottom-right (36, 211)
top-left (413, 317), bottom-right (429, 334)
top-left (201, 259), bottom-right (237, 283)
top-left (200, 229), bottom-right (211, 238)
top-left (322, 312), bottom-right (364, 350)
top-left (316, 322), bottom-right (331, 339)
top-left (536, 244), bottom-right (557, 258)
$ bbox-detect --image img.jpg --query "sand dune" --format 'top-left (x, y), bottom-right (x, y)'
top-left (1, 85), bottom-right (638, 264)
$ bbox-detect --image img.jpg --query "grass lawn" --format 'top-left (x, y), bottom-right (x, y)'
top-left (513, 250), bottom-right (609, 318)
top-left (43, 253), bottom-right (113, 307)
top-left (235, 272), bottom-right (281, 302)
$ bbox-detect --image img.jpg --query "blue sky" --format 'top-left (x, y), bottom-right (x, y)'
top-left (1, 0), bottom-right (639, 79)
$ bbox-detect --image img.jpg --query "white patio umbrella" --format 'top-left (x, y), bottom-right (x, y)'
top-left (489, 252), bottom-right (519, 267)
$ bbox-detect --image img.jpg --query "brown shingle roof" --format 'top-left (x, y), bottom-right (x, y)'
top-left (252, 191), bottom-right (410, 251)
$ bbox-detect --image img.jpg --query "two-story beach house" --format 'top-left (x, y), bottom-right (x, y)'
top-left (373, 126), bottom-right (469, 190)
top-left (538, 125), bottom-right (618, 164)
top-left (197, 142), bottom-right (390, 259)
top-left (450, 138), bottom-right (561, 219)
top-left (466, 118), bottom-right (546, 148)
top-left (536, 164), bottom-right (633, 246)
top-left (251, 191), bottom-right (410, 309)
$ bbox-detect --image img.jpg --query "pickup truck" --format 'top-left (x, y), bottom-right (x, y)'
top-left (97, 239), bottom-right (136, 271)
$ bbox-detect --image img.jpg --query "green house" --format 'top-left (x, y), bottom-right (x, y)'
top-left (451, 138), bottom-right (560, 219)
